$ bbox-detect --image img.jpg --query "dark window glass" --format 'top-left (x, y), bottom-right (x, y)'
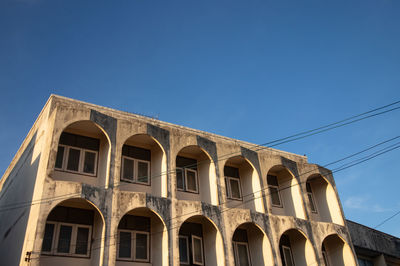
top-left (186, 170), bottom-right (197, 192)
top-left (135, 233), bottom-right (148, 260)
top-left (179, 237), bottom-right (189, 263)
top-left (122, 145), bottom-right (151, 161)
top-left (57, 225), bottom-right (72, 253)
top-left (119, 231), bottom-right (132, 258)
top-left (230, 179), bottom-right (241, 199)
top-left (122, 158), bottom-right (134, 181)
top-left (75, 227), bottom-right (89, 255)
top-left (308, 193), bottom-right (317, 212)
top-left (237, 243), bottom-right (250, 266)
top-left (267, 175), bottom-right (279, 186)
top-left (42, 223), bottom-right (55, 252)
top-left (176, 168), bottom-right (184, 190)
top-left (176, 156), bottom-right (197, 170)
top-left (224, 166), bottom-right (240, 178)
top-left (67, 148), bottom-right (80, 171)
top-left (55, 146), bottom-right (65, 169)
top-left (306, 182), bottom-right (312, 193)
top-left (59, 132), bottom-right (99, 151)
top-left (83, 151), bottom-right (96, 174)
top-left (137, 161), bottom-right (149, 183)
top-left (270, 186), bottom-right (281, 206)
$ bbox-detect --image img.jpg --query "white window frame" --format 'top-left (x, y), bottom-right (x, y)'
top-left (269, 184), bottom-right (283, 207)
top-left (225, 176), bottom-right (242, 200)
top-left (179, 235), bottom-right (190, 265)
top-left (185, 168), bottom-right (198, 193)
top-left (233, 241), bottom-right (251, 266)
top-left (191, 235), bottom-right (204, 265)
top-left (176, 167), bottom-right (185, 191)
top-left (322, 250), bottom-right (330, 266)
top-left (55, 144), bottom-right (98, 176)
top-left (42, 222), bottom-right (92, 257)
top-left (306, 182), bottom-right (318, 213)
top-left (121, 155), bottom-right (151, 185)
top-left (116, 230), bottom-right (150, 262)
top-left (282, 245), bottom-right (294, 266)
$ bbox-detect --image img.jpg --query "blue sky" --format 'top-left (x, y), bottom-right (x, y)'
top-left (1, 0), bottom-right (399, 237)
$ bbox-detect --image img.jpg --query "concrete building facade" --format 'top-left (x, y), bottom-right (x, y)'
top-left (0, 95), bottom-right (357, 266)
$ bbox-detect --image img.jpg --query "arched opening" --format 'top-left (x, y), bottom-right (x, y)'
top-left (306, 174), bottom-right (344, 225)
top-left (224, 156), bottom-right (264, 213)
top-left (120, 134), bottom-right (167, 197)
top-left (232, 223), bottom-right (273, 266)
top-left (115, 207), bottom-right (168, 266)
top-left (178, 215), bottom-right (224, 266)
top-left (279, 229), bottom-right (316, 266)
top-left (267, 165), bottom-right (305, 219)
top-left (175, 146), bottom-right (218, 205)
top-left (40, 198), bottom-right (105, 266)
top-left (322, 234), bottom-right (356, 266)
top-left (53, 121), bottom-right (111, 187)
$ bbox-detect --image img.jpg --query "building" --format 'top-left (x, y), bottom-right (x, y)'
top-left (0, 95), bottom-right (358, 266)
top-left (347, 220), bottom-right (400, 266)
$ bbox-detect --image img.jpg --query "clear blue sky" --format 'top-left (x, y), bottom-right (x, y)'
top-left (1, 0), bottom-right (399, 237)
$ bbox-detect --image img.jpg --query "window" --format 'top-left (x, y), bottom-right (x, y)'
top-left (358, 258), bottom-right (373, 266)
top-left (322, 250), bottom-right (330, 266)
top-left (117, 230), bottom-right (150, 262)
top-left (176, 156), bottom-right (199, 193)
top-left (306, 182), bottom-right (317, 213)
top-left (267, 175), bottom-right (282, 207)
top-left (282, 246), bottom-right (294, 266)
top-left (117, 215), bottom-right (151, 262)
top-left (225, 166), bottom-right (242, 200)
top-left (179, 236), bottom-right (190, 265)
top-left (192, 236), bottom-right (204, 265)
top-left (55, 132), bottom-right (99, 176)
top-left (121, 145), bottom-right (151, 185)
top-left (41, 222), bottom-right (92, 257)
top-left (233, 242), bottom-right (251, 266)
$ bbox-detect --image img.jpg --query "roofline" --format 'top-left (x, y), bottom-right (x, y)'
top-left (346, 219), bottom-right (400, 241)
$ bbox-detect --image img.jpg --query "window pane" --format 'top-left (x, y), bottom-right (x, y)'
top-left (186, 170), bottom-right (197, 192)
top-left (137, 161), bottom-right (149, 183)
top-left (237, 244), bottom-right (250, 266)
top-left (177, 168), bottom-right (184, 190)
top-left (55, 146), bottom-right (64, 169)
top-left (308, 193), bottom-right (317, 212)
top-left (283, 247), bottom-right (294, 266)
top-left (42, 223), bottom-right (55, 252)
top-left (230, 179), bottom-right (241, 199)
top-left (135, 233), bottom-right (148, 260)
top-left (306, 182), bottom-right (312, 193)
top-left (122, 158), bottom-right (134, 181)
top-left (119, 231), bottom-right (132, 258)
top-left (75, 227), bottom-right (89, 255)
top-left (67, 148), bottom-right (80, 171)
top-left (193, 237), bottom-right (203, 264)
top-left (57, 225), bottom-right (72, 253)
top-left (83, 151), bottom-right (96, 174)
top-left (179, 237), bottom-right (189, 263)
top-left (270, 187), bottom-right (281, 206)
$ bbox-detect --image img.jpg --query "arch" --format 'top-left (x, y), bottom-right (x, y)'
top-left (178, 215), bottom-right (225, 266)
top-left (52, 120), bottom-right (112, 188)
top-left (267, 165), bottom-right (306, 219)
top-left (115, 207), bottom-right (168, 266)
top-left (120, 133), bottom-right (168, 197)
top-left (224, 156), bottom-right (264, 213)
top-left (175, 145), bottom-right (219, 205)
top-left (306, 174), bottom-right (344, 225)
top-left (279, 228), bottom-right (317, 266)
top-left (322, 234), bottom-right (356, 266)
top-left (231, 222), bottom-right (274, 265)
top-left (39, 197), bottom-right (106, 266)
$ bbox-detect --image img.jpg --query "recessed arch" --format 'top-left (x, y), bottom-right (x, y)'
top-left (306, 174), bottom-right (344, 225)
top-left (39, 197), bottom-right (106, 266)
top-left (178, 215), bottom-right (225, 266)
top-left (322, 234), bottom-right (356, 266)
top-left (279, 228), bottom-right (317, 266)
top-left (120, 134), bottom-right (168, 197)
top-left (267, 165), bottom-right (306, 219)
top-left (231, 222), bottom-right (274, 265)
top-left (224, 156), bottom-right (264, 213)
top-left (115, 207), bottom-right (168, 266)
top-left (52, 120), bottom-right (112, 188)
top-left (175, 145), bottom-right (219, 205)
